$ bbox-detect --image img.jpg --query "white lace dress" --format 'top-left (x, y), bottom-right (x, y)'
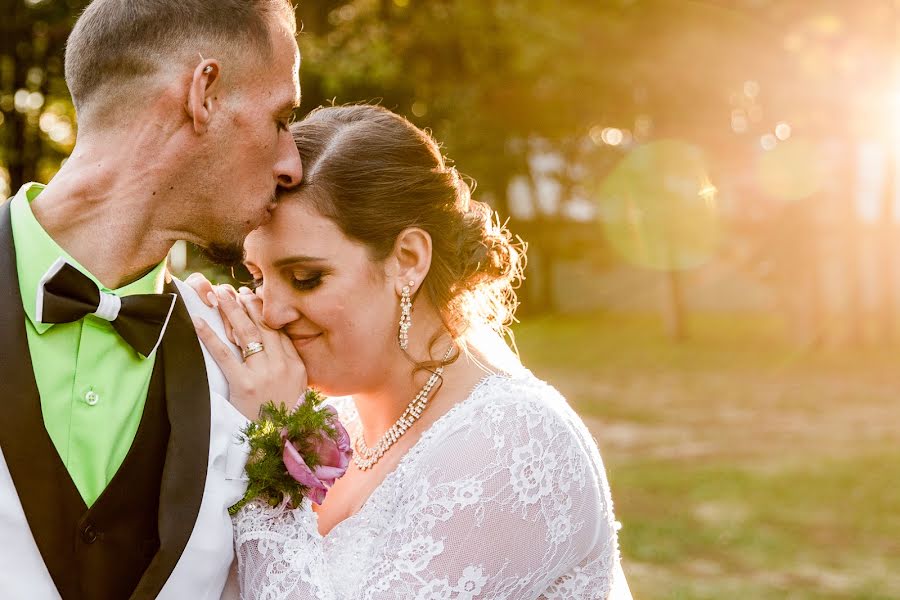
top-left (232, 370), bottom-right (632, 600)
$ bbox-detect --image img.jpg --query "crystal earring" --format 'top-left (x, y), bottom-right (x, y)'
top-left (398, 280), bottom-right (414, 350)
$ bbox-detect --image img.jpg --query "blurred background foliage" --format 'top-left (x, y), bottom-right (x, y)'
top-left (4, 0), bottom-right (900, 344)
top-left (2, 0), bottom-right (899, 597)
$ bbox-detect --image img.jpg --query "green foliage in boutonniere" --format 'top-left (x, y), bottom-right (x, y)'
top-left (229, 389), bottom-right (352, 515)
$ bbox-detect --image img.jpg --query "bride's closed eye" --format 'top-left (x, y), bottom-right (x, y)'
top-left (291, 273), bottom-right (323, 291)
top-left (249, 273), bottom-right (324, 292)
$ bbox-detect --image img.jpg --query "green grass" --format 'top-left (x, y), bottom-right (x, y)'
top-left (513, 311), bottom-right (900, 600)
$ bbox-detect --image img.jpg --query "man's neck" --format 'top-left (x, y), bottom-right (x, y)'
top-left (31, 144), bottom-right (179, 289)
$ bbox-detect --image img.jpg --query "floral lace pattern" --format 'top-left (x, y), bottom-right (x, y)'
top-left (234, 371), bottom-right (630, 600)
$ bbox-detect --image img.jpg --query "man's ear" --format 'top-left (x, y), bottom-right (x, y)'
top-left (391, 227), bottom-right (433, 296)
top-left (186, 58), bottom-right (221, 134)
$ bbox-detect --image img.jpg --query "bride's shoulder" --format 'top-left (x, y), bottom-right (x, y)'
top-left (464, 370), bottom-right (595, 447)
top-left (445, 371), bottom-right (616, 518)
top-left (472, 369), bottom-right (573, 414)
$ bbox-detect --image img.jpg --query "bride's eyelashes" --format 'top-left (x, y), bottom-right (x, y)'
top-left (291, 273), bottom-right (323, 291)
top-left (249, 273), bottom-right (325, 292)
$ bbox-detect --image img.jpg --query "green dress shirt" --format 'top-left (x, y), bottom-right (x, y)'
top-left (10, 182), bottom-right (167, 507)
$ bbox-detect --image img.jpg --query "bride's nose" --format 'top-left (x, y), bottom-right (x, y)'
top-left (260, 286), bottom-right (303, 330)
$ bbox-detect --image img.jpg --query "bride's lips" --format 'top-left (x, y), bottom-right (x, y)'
top-left (289, 333), bottom-right (321, 348)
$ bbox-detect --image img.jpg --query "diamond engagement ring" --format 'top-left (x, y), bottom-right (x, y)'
top-left (241, 341), bottom-right (265, 360)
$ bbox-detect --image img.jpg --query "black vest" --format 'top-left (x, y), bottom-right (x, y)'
top-left (49, 354), bottom-right (169, 600)
top-left (0, 200), bottom-right (213, 600)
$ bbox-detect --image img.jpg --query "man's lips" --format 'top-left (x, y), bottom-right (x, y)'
top-left (255, 206), bottom-right (276, 228)
top-left (258, 196), bottom-right (278, 224)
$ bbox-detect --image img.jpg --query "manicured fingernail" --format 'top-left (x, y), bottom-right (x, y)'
top-left (192, 317), bottom-right (206, 329)
top-left (238, 286), bottom-right (252, 295)
top-left (206, 292), bottom-right (219, 307)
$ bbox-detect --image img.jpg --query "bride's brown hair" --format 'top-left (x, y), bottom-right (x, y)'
top-left (289, 105), bottom-right (525, 359)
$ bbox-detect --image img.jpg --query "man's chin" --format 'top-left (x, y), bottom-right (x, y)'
top-left (198, 240), bottom-right (245, 267)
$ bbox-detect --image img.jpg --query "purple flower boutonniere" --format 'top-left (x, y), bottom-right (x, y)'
top-left (229, 390), bottom-right (353, 515)
top-left (282, 404), bottom-right (352, 505)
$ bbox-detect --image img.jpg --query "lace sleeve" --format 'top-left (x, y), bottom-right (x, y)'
top-left (234, 498), bottom-right (335, 600)
top-left (354, 376), bottom-right (626, 600)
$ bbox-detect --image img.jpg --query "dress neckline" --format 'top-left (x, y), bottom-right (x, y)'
top-left (313, 371), bottom-right (515, 540)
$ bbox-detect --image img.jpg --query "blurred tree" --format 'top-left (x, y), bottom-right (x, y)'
top-left (1, 0), bottom-right (83, 197)
top-left (294, 0), bottom-right (647, 314)
top-left (296, 0), bottom-right (635, 208)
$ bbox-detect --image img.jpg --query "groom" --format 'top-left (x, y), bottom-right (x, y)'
top-left (0, 1), bottom-right (302, 598)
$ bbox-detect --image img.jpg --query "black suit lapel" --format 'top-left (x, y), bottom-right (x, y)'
top-left (130, 279), bottom-right (211, 599)
top-left (0, 200), bottom-right (82, 596)
top-left (0, 197), bottom-right (212, 598)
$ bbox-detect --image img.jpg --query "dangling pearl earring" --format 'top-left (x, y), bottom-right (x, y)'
top-left (398, 280), bottom-right (414, 350)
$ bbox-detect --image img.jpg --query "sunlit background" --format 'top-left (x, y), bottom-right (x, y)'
top-left (2, 1), bottom-right (899, 598)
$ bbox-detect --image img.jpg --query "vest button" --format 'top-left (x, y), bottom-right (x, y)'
top-left (81, 523), bottom-right (98, 544)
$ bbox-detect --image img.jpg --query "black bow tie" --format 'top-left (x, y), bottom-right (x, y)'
top-left (37, 259), bottom-right (177, 357)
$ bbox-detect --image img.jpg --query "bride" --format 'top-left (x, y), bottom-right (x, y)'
top-left (190, 104), bottom-right (632, 599)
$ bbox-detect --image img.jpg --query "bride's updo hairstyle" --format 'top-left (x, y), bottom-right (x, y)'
top-left (290, 104), bottom-right (525, 349)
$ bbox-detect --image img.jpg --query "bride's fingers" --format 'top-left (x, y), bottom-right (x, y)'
top-left (252, 289), bottom-right (304, 361)
top-left (215, 288), bottom-right (262, 351)
top-left (216, 283), bottom-right (240, 299)
top-left (237, 290), bottom-right (307, 389)
top-left (279, 331), bottom-right (302, 362)
top-left (209, 284), bottom-right (239, 344)
top-left (237, 289), bottom-right (282, 344)
top-left (221, 307), bottom-right (237, 346)
top-left (237, 292), bottom-right (299, 373)
top-left (185, 273), bottom-right (216, 306)
top-left (239, 288), bottom-right (304, 361)
top-left (192, 317), bottom-right (242, 384)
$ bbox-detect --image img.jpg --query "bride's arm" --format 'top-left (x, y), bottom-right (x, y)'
top-left (354, 379), bottom-right (627, 599)
top-left (233, 500), bottom-right (336, 600)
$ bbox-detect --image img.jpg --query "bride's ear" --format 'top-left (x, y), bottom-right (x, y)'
top-left (390, 227), bottom-right (432, 296)
top-left (186, 58), bottom-right (221, 134)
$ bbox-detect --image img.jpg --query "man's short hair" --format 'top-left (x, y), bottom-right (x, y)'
top-left (65, 0), bottom-right (295, 117)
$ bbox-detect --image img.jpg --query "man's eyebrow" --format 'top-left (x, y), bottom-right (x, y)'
top-left (277, 97), bottom-right (301, 114)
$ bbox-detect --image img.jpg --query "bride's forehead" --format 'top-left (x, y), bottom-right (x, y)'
top-left (273, 199), bottom-right (333, 228)
top-left (246, 208), bottom-right (349, 259)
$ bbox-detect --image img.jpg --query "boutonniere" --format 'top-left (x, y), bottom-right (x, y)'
top-left (229, 389), bottom-right (352, 515)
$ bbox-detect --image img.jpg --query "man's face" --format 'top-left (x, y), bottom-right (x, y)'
top-left (200, 19), bottom-right (303, 264)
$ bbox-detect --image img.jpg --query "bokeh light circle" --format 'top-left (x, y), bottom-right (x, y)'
top-left (757, 138), bottom-right (824, 202)
top-left (599, 140), bottom-right (721, 271)
top-left (774, 122), bottom-right (792, 141)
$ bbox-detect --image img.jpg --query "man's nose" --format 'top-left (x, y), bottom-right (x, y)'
top-left (275, 135), bottom-right (303, 189)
